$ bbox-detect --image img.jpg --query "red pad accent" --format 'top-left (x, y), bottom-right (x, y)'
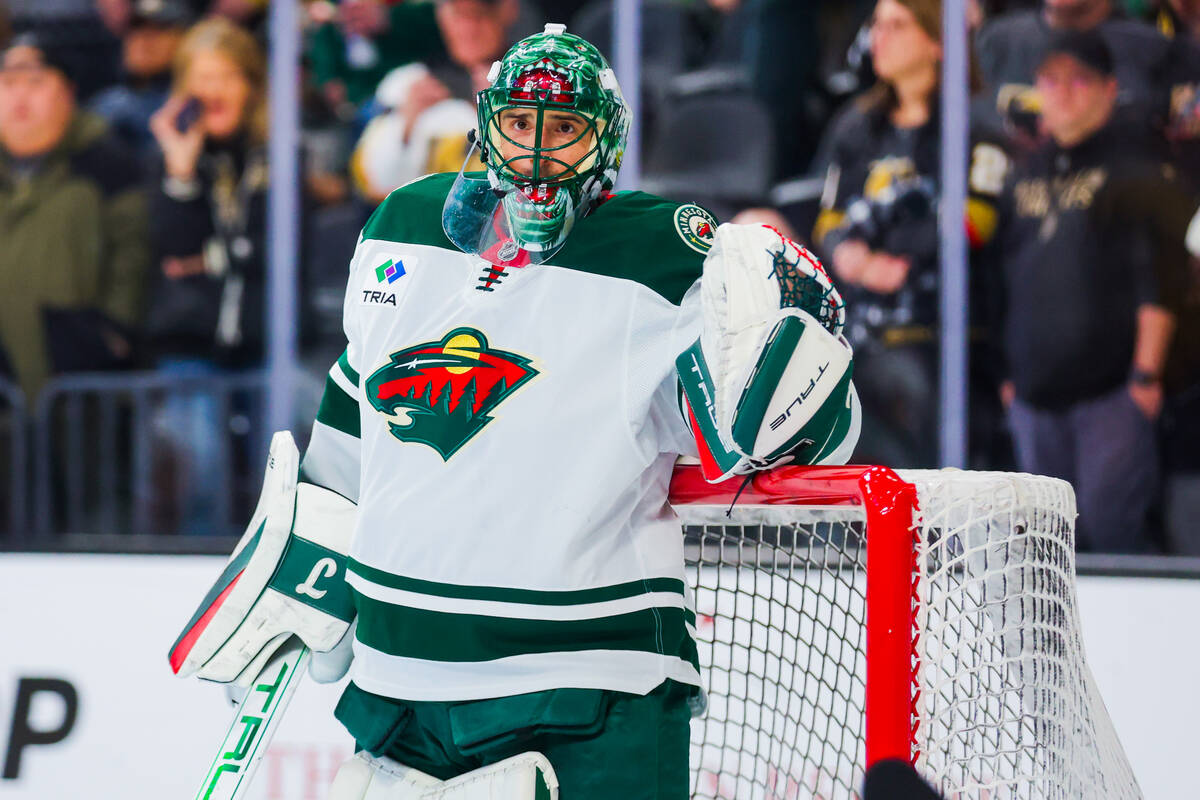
top-left (169, 571), bottom-right (243, 674)
top-left (684, 397), bottom-right (724, 483)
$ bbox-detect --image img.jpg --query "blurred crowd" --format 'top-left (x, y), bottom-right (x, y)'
top-left (0, 0), bottom-right (1197, 554)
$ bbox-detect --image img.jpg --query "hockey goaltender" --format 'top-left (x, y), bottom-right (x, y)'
top-left (167, 23), bottom-right (860, 800)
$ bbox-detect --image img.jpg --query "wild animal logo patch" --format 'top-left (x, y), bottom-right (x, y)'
top-left (674, 204), bottom-right (717, 253)
top-left (365, 328), bottom-right (538, 460)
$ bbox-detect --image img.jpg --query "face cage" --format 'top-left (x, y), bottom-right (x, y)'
top-left (480, 89), bottom-right (620, 189)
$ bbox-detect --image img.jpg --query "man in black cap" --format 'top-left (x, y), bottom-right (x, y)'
top-left (0, 33), bottom-right (149, 401)
top-left (977, 0), bottom-right (1173, 153)
top-left (990, 29), bottom-right (1192, 552)
top-left (89, 0), bottom-right (194, 161)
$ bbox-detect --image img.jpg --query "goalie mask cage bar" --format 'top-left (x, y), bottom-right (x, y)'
top-left (669, 464), bottom-right (1140, 800)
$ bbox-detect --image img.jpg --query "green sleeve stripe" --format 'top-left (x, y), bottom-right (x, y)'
top-left (337, 350), bottom-right (360, 386)
top-left (349, 558), bottom-right (685, 605)
top-left (354, 593), bottom-right (698, 664)
top-left (316, 375), bottom-right (361, 438)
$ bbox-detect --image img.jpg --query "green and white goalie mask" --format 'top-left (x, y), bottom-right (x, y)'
top-left (442, 23), bottom-right (629, 265)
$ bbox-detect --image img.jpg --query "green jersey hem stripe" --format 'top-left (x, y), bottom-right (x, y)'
top-left (316, 375), bottom-right (361, 437)
top-left (348, 558), bottom-right (685, 605)
top-left (354, 592), bottom-right (698, 664)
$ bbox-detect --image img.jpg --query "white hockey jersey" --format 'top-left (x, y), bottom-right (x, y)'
top-left (301, 173), bottom-right (722, 702)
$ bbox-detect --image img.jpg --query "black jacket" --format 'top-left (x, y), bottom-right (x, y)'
top-left (812, 95), bottom-right (1007, 350)
top-left (145, 135), bottom-right (268, 366)
top-left (994, 124), bottom-right (1191, 409)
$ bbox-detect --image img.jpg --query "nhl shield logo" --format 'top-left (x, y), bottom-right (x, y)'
top-left (365, 327), bottom-right (538, 460)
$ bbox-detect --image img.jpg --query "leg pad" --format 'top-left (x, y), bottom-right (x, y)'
top-left (327, 751), bottom-right (558, 800)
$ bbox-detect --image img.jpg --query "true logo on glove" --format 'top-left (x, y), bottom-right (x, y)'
top-left (365, 327), bottom-right (539, 460)
top-left (768, 361), bottom-right (830, 432)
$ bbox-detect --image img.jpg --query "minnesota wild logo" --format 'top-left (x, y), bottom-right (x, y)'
top-left (365, 327), bottom-right (538, 460)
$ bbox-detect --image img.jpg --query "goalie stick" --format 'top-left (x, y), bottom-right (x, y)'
top-left (192, 638), bottom-right (310, 800)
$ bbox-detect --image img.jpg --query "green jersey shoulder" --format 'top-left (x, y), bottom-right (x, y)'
top-left (360, 172), bottom-right (716, 306)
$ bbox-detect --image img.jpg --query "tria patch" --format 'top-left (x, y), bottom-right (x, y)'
top-left (361, 290), bottom-right (397, 305)
top-left (365, 327), bottom-right (538, 460)
top-left (361, 254), bottom-right (413, 303)
top-left (375, 257), bottom-right (406, 284)
top-left (674, 204), bottom-right (717, 254)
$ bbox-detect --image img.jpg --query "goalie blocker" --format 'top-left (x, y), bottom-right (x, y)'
top-left (678, 223), bottom-right (860, 482)
top-left (168, 431), bottom-right (358, 686)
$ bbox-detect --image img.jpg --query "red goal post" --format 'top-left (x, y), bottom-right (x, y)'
top-left (669, 463), bottom-right (1140, 800)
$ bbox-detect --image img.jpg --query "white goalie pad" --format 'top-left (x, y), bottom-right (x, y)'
top-left (327, 751), bottom-right (559, 800)
top-left (677, 223), bottom-right (859, 482)
top-left (168, 431), bottom-right (358, 686)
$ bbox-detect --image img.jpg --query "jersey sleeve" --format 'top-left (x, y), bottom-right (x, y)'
top-left (298, 236), bottom-right (370, 503)
top-left (654, 278), bottom-right (703, 459)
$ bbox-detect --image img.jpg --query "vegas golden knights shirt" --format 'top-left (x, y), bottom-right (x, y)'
top-left (299, 172), bottom-right (722, 702)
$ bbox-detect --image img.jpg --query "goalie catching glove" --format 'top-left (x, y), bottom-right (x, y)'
top-left (678, 223), bottom-right (860, 482)
top-left (168, 431), bottom-right (357, 686)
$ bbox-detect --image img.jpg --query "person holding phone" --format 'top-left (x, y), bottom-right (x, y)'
top-left (146, 17), bottom-right (271, 535)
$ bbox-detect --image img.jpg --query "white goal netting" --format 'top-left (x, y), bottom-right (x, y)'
top-left (673, 468), bottom-right (1140, 800)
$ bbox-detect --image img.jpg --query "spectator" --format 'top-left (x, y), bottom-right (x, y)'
top-left (1154, 0), bottom-right (1200, 554)
top-left (811, 0), bottom-right (1006, 468)
top-left (992, 30), bottom-right (1191, 553)
top-left (0, 32), bottom-right (148, 401)
top-left (730, 206), bottom-right (800, 239)
top-left (429, 0), bottom-right (523, 99)
top-left (89, 0), bottom-right (194, 163)
top-left (307, 0), bottom-right (448, 118)
top-left (976, 0), bottom-right (1173, 153)
top-left (1154, 1), bottom-right (1200, 191)
top-left (345, 0), bottom-right (520, 202)
top-left (308, 0), bottom-right (533, 122)
top-left (144, 17), bottom-right (270, 534)
top-left (208, 0), bottom-right (267, 31)
top-left (7, 0), bottom-right (122, 101)
top-left (349, 63), bottom-right (478, 204)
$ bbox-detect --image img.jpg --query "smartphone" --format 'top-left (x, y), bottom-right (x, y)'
top-left (175, 97), bottom-right (203, 133)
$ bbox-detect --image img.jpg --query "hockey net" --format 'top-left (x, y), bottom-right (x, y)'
top-left (670, 464), bottom-right (1140, 800)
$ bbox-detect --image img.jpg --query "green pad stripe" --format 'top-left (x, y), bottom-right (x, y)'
top-left (731, 315), bottom-right (806, 454)
top-left (675, 339), bottom-right (742, 476)
top-left (267, 536), bottom-right (356, 623)
top-left (765, 367), bottom-right (854, 463)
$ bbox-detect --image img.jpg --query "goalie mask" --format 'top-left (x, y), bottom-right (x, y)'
top-left (442, 23), bottom-right (629, 264)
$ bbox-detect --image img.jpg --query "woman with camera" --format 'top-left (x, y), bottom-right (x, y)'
top-left (812, 0), bottom-right (1006, 468)
top-left (145, 17), bottom-right (270, 534)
